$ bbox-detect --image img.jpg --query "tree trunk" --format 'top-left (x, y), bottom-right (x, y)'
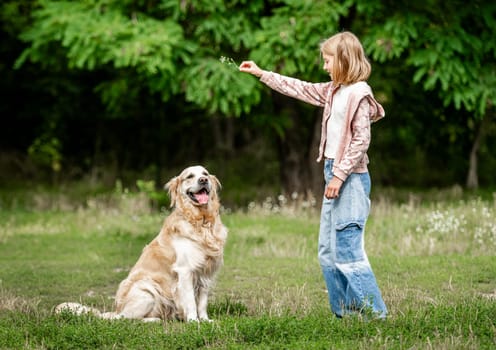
top-left (276, 121), bottom-right (309, 194)
top-left (212, 114), bottom-right (235, 158)
top-left (466, 114), bottom-right (491, 189)
top-left (272, 92), bottom-right (317, 197)
top-left (308, 108), bottom-right (324, 201)
top-left (90, 120), bottom-right (103, 186)
top-left (466, 133), bottom-right (480, 190)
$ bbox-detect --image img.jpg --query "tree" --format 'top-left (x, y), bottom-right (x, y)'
top-left (242, 0), bottom-right (496, 190)
top-left (11, 0), bottom-right (264, 184)
top-left (247, 0), bottom-right (352, 196)
top-left (6, 0), bottom-right (496, 195)
top-left (363, 0), bottom-right (496, 188)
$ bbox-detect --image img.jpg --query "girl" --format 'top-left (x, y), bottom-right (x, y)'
top-left (239, 31), bottom-right (387, 319)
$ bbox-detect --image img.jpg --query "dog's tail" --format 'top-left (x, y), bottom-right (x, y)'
top-left (54, 302), bottom-right (118, 319)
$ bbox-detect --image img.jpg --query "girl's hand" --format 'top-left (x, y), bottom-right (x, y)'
top-left (325, 177), bottom-right (343, 199)
top-left (239, 61), bottom-right (264, 77)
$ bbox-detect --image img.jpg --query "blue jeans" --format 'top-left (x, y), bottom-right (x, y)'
top-left (318, 159), bottom-right (387, 319)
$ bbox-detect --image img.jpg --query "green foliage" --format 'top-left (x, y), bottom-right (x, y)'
top-left (4, 0), bottom-right (496, 192)
top-left (0, 0), bottom-right (35, 36)
top-left (16, 0), bottom-right (183, 73)
top-left (251, 0), bottom-right (351, 77)
top-left (363, 0), bottom-right (496, 116)
top-left (135, 178), bottom-right (169, 208)
top-left (183, 57), bottom-right (260, 116)
top-left (364, 13), bottom-right (419, 61)
top-left (15, 0), bottom-right (188, 100)
top-left (12, 0), bottom-right (267, 118)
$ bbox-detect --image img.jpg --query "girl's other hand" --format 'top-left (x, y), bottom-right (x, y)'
top-left (239, 61), bottom-right (263, 77)
top-left (325, 177), bottom-right (343, 199)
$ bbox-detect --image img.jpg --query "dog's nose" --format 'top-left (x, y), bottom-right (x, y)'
top-left (199, 176), bottom-right (208, 185)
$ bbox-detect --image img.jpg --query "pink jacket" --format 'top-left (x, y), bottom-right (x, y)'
top-left (260, 71), bottom-right (385, 182)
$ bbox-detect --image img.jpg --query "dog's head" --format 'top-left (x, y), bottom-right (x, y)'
top-left (165, 165), bottom-right (221, 210)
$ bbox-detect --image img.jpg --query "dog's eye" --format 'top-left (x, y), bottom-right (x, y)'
top-left (186, 174), bottom-right (194, 179)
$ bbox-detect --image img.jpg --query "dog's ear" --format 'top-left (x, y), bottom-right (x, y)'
top-left (165, 176), bottom-right (180, 208)
top-left (210, 174), bottom-right (222, 195)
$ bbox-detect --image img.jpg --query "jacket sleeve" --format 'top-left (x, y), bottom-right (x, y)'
top-left (260, 71), bottom-right (330, 107)
top-left (333, 98), bottom-right (372, 181)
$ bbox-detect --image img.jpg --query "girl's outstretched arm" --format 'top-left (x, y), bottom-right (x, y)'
top-left (239, 61), bottom-right (264, 77)
top-left (240, 60), bottom-right (329, 107)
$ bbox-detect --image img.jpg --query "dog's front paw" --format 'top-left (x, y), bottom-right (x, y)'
top-left (186, 314), bottom-right (199, 322)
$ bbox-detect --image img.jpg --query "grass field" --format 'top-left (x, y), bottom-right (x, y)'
top-left (0, 186), bottom-right (495, 349)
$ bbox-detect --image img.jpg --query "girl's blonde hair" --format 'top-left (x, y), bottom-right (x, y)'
top-left (320, 31), bottom-right (371, 85)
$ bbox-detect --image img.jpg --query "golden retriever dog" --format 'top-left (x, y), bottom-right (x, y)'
top-left (56, 165), bottom-right (228, 322)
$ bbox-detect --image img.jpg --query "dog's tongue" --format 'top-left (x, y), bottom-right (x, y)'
top-left (195, 191), bottom-right (209, 204)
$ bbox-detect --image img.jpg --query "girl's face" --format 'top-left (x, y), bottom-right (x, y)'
top-left (322, 53), bottom-right (334, 78)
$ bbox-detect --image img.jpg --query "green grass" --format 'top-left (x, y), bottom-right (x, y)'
top-left (0, 188), bottom-right (495, 349)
